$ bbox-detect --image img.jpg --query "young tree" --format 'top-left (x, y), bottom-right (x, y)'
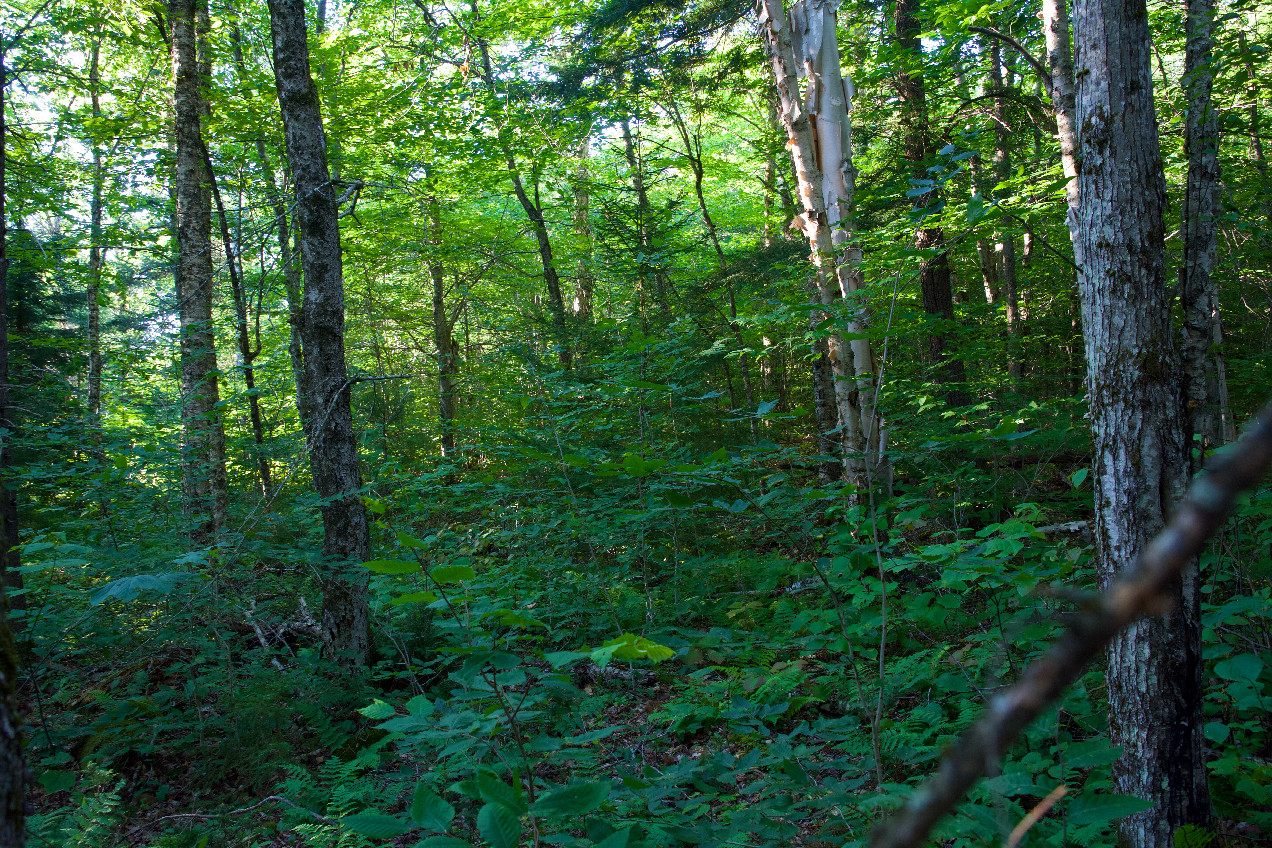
top-left (267, 0), bottom-right (372, 666)
top-left (0, 36), bottom-right (25, 848)
top-left (1072, 0), bottom-right (1214, 840)
top-left (170, 0), bottom-right (229, 541)
top-left (1180, 0), bottom-right (1234, 465)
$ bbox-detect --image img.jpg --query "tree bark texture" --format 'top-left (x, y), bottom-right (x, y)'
top-left (757, 0), bottom-right (883, 488)
top-left (894, 0), bottom-right (965, 401)
top-left (170, 0), bottom-right (229, 542)
top-left (1072, 0), bottom-right (1214, 838)
top-left (268, 0), bottom-right (372, 667)
top-left (1180, 0), bottom-right (1234, 466)
top-left (1042, 0), bottom-right (1082, 254)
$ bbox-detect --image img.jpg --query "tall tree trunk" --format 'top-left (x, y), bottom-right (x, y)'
top-left (572, 136), bottom-right (594, 320)
top-left (267, 0), bottom-right (372, 667)
top-left (1072, 0), bottom-right (1214, 839)
top-left (1181, 0), bottom-right (1234, 466)
top-left (87, 37), bottom-right (105, 441)
top-left (758, 0), bottom-right (885, 489)
top-left (470, 14), bottom-right (570, 367)
top-left (429, 196), bottom-right (457, 458)
top-left (1043, 0), bottom-right (1082, 252)
top-left (895, 0), bottom-right (965, 403)
top-left (203, 145), bottom-right (272, 495)
top-left (0, 42), bottom-right (27, 626)
top-left (227, 14), bottom-right (308, 426)
top-left (620, 114), bottom-right (669, 319)
top-left (170, 0), bottom-right (229, 542)
top-left (988, 39), bottom-right (1022, 385)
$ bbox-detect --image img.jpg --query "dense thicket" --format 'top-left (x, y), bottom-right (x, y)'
top-left (1, 0), bottom-right (1270, 844)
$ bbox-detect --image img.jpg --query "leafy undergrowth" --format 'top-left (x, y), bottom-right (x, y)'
top-left (18, 415), bottom-right (1272, 848)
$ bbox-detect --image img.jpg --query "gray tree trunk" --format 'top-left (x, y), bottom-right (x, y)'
top-left (170, 0), bottom-right (229, 542)
top-left (1072, 0), bottom-right (1214, 839)
top-left (267, 0), bottom-right (372, 667)
top-left (988, 40), bottom-right (1022, 385)
top-left (1043, 0), bottom-right (1081, 253)
top-left (1180, 0), bottom-right (1234, 467)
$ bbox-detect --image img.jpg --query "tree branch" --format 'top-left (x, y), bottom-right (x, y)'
top-left (968, 26), bottom-right (1053, 97)
top-left (871, 397), bottom-right (1272, 848)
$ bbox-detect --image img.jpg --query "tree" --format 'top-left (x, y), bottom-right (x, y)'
top-left (1072, 0), bottom-right (1214, 839)
top-left (0, 33), bottom-right (25, 848)
top-left (169, 0), bottom-right (229, 541)
top-left (267, 0), bottom-right (372, 666)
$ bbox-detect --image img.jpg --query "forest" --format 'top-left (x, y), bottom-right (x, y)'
top-left (0, 0), bottom-right (1270, 842)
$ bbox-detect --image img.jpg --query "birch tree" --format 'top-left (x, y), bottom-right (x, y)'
top-left (756, 0), bottom-right (883, 488)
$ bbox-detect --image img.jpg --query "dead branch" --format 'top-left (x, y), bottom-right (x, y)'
top-left (871, 398), bottom-right (1272, 848)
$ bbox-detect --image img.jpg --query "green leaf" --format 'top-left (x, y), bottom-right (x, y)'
top-left (1203, 721), bottom-right (1230, 743)
top-left (1064, 738), bottom-right (1123, 770)
top-left (393, 591), bottom-right (440, 605)
top-left (590, 634), bottom-right (674, 667)
top-left (983, 773), bottom-right (1039, 797)
top-left (406, 695), bottom-right (434, 716)
top-left (1069, 468), bottom-right (1089, 488)
top-left (477, 802), bottom-right (522, 848)
top-left (432, 565), bottom-right (477, 583)
top-left (417, 838), bottom-right (472, 848)
top-left (90, 572), bottom-right (194, 604)
top-left (544, 650), bottom-right (588, 669)
top-left (664, 491), bottom-right (696, 508)
top-left (476, 773), bottom-right (525, 813)
top-left (342, 812), bottom-right (413, 838)
top-left (411, 784), bottom-right (456, 831)
top-left (364, 559), bottom-right (420, 574)
top-left (38, 770), bottom-right (76, 792)
top-left (358, 699), bottom-right (396, 720)
top-left (528, 782), bottom-right (611, 816)
top-left (1214, 653), bottom-right (1263, 682)
top-left (1067, 793), bottom-right (1154, 826)
top-left (595, 827), bottom-right (633, 848)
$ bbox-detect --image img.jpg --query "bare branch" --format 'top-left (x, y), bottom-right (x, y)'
top-left (969, 26), bottom-right (1053, 97)
top-left (871, 398), bottom-right (1272, 848)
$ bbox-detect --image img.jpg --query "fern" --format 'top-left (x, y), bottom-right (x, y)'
top-left (28, 767), bottom-right (123, 847)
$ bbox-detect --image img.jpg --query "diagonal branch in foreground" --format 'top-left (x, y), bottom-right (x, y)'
top-left (871, 398), bottom-right (1272, 848)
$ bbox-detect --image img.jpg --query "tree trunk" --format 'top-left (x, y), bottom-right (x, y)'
top-left (1180, 0), bottom-right (1234, 467)
top-left (267, 0), bottom-right (372, 667)
top-left (170, 0), bottom-right (229, 542)
top-left (1072, 0), bottom-right (1214, 838)
top-left (988, 39), bottom-right (1023, 385)
top-left (203, 145), bottom-right (272, 495)
top-left (895, 0), bottom-right (965, 404)
top-left (572, 136), bottom-right (594, 320)
top-left (757, 0), bottom-right (884, 489)
top-left (429, 196), bottom-right (458, 458)
top-left (620, 115), bottom-right (670, 320)
top-left (470, 13), bottom-right (571, 367)
top-left (87, 37), bottom-right (105, 440)
top-left (1043, 0), bottom-right (1082, 253)
top-left (0, 43), bottom-right (27, 627)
